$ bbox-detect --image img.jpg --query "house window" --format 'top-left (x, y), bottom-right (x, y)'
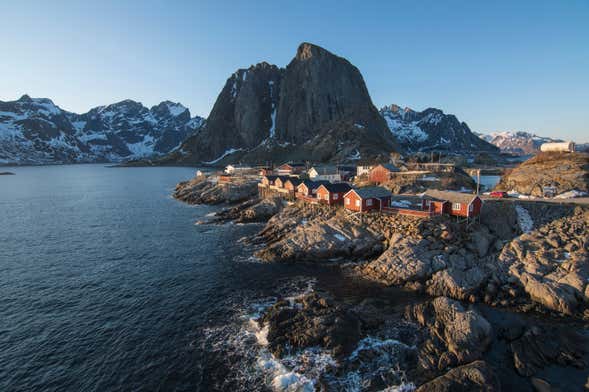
top-left (425, 200), bottom-right (431, 206)
top-left (324, 193), bottom-right (329, 200)
top-left (333, 194), bottom-right (338, 200)
top-left (452, 203), bottom-right (461, 211)
top-left (345, 198), bottom-right (350, 205)
top-left (469, 204), bottom-right (473, 212)
top-left (366, 199), bottom-right (373, 206)
top-left (355, 200), bottom-right (360, 207)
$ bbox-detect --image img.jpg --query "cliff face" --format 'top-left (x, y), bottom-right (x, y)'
top-left (275, 43), bottom-right (391, 146)
top-left (172, 43), bottom-right (397, 164)
top-left (176, 62), bottom-right (282, 163)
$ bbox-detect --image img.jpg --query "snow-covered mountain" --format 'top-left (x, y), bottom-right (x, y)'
top-left (380, 104), bottom-right (498, 154)
top-left (0, 95), bottom-right (205, 164)
top-left (476, 131), bottom-right (563, 155)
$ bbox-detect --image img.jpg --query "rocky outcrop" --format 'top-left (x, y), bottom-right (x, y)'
top-left (498, 207), bottom-right (589, 315)
top-left (415, 360), bottom-right (500, 392)
top-left (210, 197), bottom-right (284, 223)
top-left (406, 297), bottom-right (493, 373)
top-left (508, 325), bottom-right (587, 377)
top-left (378, 166), bottom-right (477, 194)
top-left (495, 152), bottom-right (589, 196)
top-left (173, 175), bottom-right (258, 205)
top-left (259, 292), bottom-right (362, 359)
top-left (254, 203), bottom-right (383, 263)
top-left (381, 104), bottom-right (498, 154)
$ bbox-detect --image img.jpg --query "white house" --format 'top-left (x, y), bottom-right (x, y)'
top-left (356, 165), bottom-right (374, 177)
top-left (224, 164), bottom-right (253, 174)
top-left (308, 165), bottom-right (342, 182)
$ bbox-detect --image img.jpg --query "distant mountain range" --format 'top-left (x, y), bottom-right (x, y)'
top-left (0, 95), bottom-right (204, 164)
top-left (475, 131), bottom-right (587, 155)
top-left (10, 43), bottom-right (578, 166)
top-left (380, 104), bottom-right (497, 154)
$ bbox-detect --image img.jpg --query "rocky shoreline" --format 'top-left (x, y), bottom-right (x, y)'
top-left (174, 174), bottom-right (589, 390)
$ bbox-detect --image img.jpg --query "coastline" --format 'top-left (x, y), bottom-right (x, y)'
top-left (172, 172), bottom-right (589, 390)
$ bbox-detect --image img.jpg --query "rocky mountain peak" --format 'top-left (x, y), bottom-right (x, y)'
top-left (18, 94), bottom-right (33, 102)
top-left (295, 42), bottom-right (333, 61)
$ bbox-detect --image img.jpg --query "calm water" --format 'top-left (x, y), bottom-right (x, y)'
top-left (0, 165), bottom-right (420, 392)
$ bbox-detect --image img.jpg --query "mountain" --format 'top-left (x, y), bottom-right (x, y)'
top-left (176, 62), bottom-right (282, 163)
top-left (380, 104), bottom-right (498, 154)
top-left (170, 43), bottom-right (397, 165)
top-left (0, 95), bottom-right (204, 164)
top-left (476, 131), bottom-right (563, 155)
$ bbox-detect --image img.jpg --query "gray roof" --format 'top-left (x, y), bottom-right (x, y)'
top-left (350, 186), bottom-right (392, 199)
top-left (311, 165), bottom-right (339, 175)
top-left (423, 189), bottom-right (479, 204)
top-left (379, 163), bottom-right (401, 172)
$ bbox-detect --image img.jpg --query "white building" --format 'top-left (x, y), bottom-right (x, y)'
top-left (224, 164), bottom-right (253, 174)
top-left (356, 165), bottom-right (374, 176)
top-left (308, 165), bottom-right (342, 182)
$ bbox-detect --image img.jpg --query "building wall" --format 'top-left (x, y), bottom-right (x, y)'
top-left (369, 166), bottom-right (391, 184)
top-left (344, 193), bottom-right (387, 211)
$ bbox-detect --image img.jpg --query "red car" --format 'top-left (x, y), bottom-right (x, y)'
top-left (490, 191), bottom-right (508, 198)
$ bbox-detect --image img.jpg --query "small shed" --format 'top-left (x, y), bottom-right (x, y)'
top-left (344, 186), bottom-right (393, 212)
top-left (421, 190), bottom-right (483, 218)
top-left (369, 164), bottom-right (401, 184)
top-left (316, 183), bottom-right (353, 205)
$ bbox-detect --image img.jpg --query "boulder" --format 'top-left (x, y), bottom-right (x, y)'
top-left (406, 297), bottom-right (492, 371)
top-left (259, 292), bottom-right (362, 358)
top-left (415, 360), bottom-right (500, 392)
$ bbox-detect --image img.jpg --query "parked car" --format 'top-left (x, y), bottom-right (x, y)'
top-left (490, 191), bottom-right (508, 198)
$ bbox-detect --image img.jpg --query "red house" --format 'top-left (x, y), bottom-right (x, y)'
top-left (296, 180), bottom-right (330, 197)
top-left (284, 178), bottom-right (303, 193)
top-left (316, 183), bottom-right (353, 205)
top-left (273, 176), bottom-right (291, 189)
top-left (344, 187), bottom-right (393, 212)
top-left (261, 175), bottom-right (279, 186)
top-left (421, 190), bottom-right (483, 218)
top-left (276, 162), bottom-right (306, 175)
top-left (369, 164), bottom-right (401, 184)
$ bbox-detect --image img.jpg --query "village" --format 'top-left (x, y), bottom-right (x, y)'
top-left (220, 160), bottom-right (484, 222)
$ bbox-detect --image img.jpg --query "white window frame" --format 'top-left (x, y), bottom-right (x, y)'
top-left (366, 199), bottom-right (373, 206)
top-left (333, 194), bottom-right (338, 200)
top-left (355, 199), bottom-right (361, 207)
top-left (452, 203), bottom-right (461, 211)
top-left (468, 203), bottom-right (473, 212)
top-left (345, 198), bottom-right (350, 205)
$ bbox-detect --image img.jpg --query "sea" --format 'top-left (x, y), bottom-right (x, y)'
top-left (0, 165), bottom-right (422, 392)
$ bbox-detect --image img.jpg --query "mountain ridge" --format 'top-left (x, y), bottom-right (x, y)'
top-left (0, 95), bottom-right (205, 164)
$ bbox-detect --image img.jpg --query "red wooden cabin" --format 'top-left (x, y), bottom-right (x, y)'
top-left (421, 190), bottom-right (483, 218)
top-left (261, 175), bottom-right (279, 186)
top-left (316, 183), bottom-right (353, 206)
top-left (284, 178), bottom-right (303, 193)
top-left (369, 164), bottom-right (401, 184)
top-left (344, 187), bottom-right (393, 212)
top-left (296, 180), bottom-right (330, 197)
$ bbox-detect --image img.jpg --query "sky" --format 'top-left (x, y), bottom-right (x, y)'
top-left (1, 0), bottom-right (588, 142)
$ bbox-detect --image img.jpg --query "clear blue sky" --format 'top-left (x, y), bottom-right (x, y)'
top-left (1, 0), bottom-right (588, 141)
